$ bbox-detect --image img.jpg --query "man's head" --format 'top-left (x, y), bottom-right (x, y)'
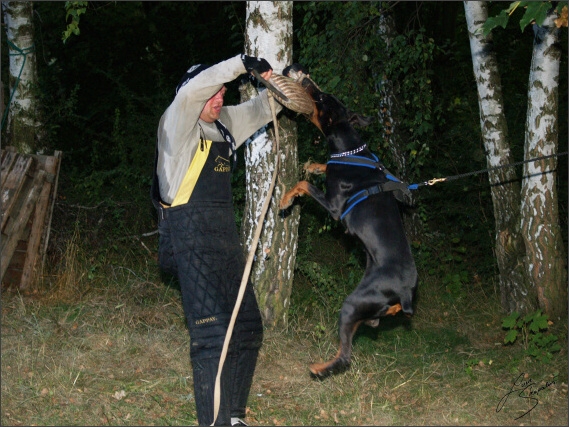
top-left (199, 85), bottom-right (227, 123)
top-left (175, 63), bottom-right (227, 123)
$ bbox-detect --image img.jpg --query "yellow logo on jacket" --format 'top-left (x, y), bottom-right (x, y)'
top-left (214, 156), bottom-right (230, 172)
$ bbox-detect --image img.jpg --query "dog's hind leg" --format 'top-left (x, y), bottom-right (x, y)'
top-left (309, 304), bottom-right (363, 377)
top-left (308, 298), bottom-right (404, 377)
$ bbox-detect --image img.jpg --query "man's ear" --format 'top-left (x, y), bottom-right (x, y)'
top-left (348, 113), bottom-right (374, 128)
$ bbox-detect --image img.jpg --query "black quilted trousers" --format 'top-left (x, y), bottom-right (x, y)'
top-left (157, 200), bottom-right (263, 425)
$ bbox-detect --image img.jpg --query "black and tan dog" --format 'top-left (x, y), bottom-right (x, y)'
top-left (280, 68), bottom-right (418, 377)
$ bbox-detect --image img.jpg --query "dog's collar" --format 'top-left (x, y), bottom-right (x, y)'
top-left (330, 144), bottom-right (367, 158)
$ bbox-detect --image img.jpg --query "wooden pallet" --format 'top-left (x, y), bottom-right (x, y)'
top-left (1, 146), bottom-right (62, 289)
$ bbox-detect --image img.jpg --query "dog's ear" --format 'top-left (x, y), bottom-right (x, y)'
top-left (348, 112), bottom-right (374, 128)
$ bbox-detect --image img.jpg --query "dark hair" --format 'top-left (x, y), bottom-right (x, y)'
top-left (175, 64), bottom-right (211, 94)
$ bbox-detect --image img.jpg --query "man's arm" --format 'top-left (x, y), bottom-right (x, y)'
top-left (161, 55), bottom-right (247, 155)
top-left (221, 89), bottom-right (283, 147)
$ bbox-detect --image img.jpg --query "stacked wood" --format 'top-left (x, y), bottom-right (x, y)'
top-left (1, 146), bottom-right (61, 289)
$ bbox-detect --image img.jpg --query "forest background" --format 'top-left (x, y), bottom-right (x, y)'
top-left (1, 2), bottom-right (567, 426)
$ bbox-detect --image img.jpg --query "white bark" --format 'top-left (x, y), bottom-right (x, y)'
top-left (2, 1), bottom-right (42, 154)
top-left (520, 8), bottom-right (567, 318)
top-left (464, 1), bottom-right (531, 313)
top-left (243, 1), bottom-right (299, 327)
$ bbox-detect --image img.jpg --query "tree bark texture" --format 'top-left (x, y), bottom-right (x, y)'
top-left (242, 1), bottom-right (300, 328)
top-left (375, 3), bottom-right (423, 242)
top-left (2, 1), bottom-right (42, 154)
top-left (520, 9), bottom-right (567, 319)
top-left (464, 1), bottom-right (533, 314)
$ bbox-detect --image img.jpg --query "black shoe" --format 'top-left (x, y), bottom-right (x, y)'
top-left (231, 417), bottom-right (248, 426)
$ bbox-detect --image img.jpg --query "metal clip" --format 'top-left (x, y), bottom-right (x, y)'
top-left (427, 177), bottom-right (447, 186)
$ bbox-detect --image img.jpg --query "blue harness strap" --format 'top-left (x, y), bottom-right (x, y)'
top-left (327, 154), bottom-right (415, 221)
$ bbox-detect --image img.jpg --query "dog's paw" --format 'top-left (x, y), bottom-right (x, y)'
top-left (304, 161), bottom-right (326, 175)
top-left (309, 358), bottom-right (349, 378)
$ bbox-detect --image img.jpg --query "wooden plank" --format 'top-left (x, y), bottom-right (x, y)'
top-left (20, 168), bottom-right (53, 289)
top-left (1, 154), bottom-right (35, 230)
top-left (0, 170), bottom-right (46, 282)
top-left (41, 151), bottom-right (62, 268)
top-left (1, 148), bottom-right (62, 289)
top-left (1, 149), bottom-right (17, 188)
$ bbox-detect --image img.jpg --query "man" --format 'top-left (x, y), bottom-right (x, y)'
top-left (151, 54), bottom-right (283, 426)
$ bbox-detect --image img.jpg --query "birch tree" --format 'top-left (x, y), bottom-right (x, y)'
top-left (465, 1), bottom-right (567, 317)
top-left (1, 1), bottom-right (43, 154)
top-left (464, 1), bottom-right (533, 313)
top-left (375, 2), bottom-right (424, 241)
top-left (520, 6), bottom-right (567, 319)
top-left (241, 1), bottom-right (300, 328)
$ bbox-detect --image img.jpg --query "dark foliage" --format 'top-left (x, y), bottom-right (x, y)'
top-left (1, 1), bottom-right (566, 312)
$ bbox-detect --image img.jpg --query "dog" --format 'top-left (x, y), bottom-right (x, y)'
top-left (279, 69), bottom-right (418, 377)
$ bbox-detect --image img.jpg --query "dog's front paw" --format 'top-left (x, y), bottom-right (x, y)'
top-left (304, 162), bottom-right (326, 175)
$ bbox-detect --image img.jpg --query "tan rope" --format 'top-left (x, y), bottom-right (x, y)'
top-left (211, 91), bottom-right (280, 425)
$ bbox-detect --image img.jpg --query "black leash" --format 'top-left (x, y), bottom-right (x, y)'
top-left (409, 151), bottom-right (568, 190)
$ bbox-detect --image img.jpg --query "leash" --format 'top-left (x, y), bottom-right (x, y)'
top-left (330, 151), bottom-right (567, 221)
top-left (211, 89), bottom-right (280, 425)
top-left (409, 151), bottom-right (568, 190)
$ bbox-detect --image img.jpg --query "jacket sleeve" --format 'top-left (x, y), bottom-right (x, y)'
top-left (158, 55), bottom-right (247, 159)
top-left (156, 55), bottom-right (247, 203)
top-left (220, 89), bottom-right (283, 148)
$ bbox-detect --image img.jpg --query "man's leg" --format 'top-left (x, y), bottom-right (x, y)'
top-left (229, 284), bottom-right (263, 421)
top-left (192, 355), bottom-right (231, 426)
top-left (188, 315), bottom-right (232, 426)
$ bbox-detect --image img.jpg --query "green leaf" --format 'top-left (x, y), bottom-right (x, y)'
top-left (502, 312), bottom-right (520, 329)
top-left (327, 76), bottom-right (341, 90)
top-left (482, 10), bottom-right (510, 36)
top-left (530, 316), bottom-right (549, 332)
top-left (504, 329), bottom-right (518, 344)
top-left (519, 2), bottom-right (552, 32)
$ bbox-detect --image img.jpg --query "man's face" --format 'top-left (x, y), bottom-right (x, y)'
top-left (199, 86), bottom-right (227, 123)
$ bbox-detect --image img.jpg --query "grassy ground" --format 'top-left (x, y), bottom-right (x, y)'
top-left (1, 206), bottom-right (567, 426)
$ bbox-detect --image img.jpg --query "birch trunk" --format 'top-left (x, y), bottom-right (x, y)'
top-left (464, 1), bottom-right (533, 313)
top-left (520, 9), bottom-right (567, 319)
top-left (242, 1), bottom-right (300, 328)
top-left (375, 3), bottom-right (423, 242)
top-left (2, 1), bottom-right (42, 154)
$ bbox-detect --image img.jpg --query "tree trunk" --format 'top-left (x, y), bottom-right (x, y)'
top-left (2, 1), bottom-right (42, 154)
top-left (375, 2), bottom-right (423, 242)
top-left (520, 8), bottom-right (567, 320)
top-left (464, 1), bottom-right (533, 314)
top-left (242, 1), bottom-right (300, 328)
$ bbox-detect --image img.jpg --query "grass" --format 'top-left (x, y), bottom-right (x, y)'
top-left (1, 202), bottom-right (567, 426)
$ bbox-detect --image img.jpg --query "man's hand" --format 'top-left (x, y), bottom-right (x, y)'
top-left (241, 55), bottom-right (272, 75)
top-left (259, 70), bottom-right (273, 81)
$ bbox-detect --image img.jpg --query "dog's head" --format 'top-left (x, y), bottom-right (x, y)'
top-left (299, 78), bottom-right (373, 134)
